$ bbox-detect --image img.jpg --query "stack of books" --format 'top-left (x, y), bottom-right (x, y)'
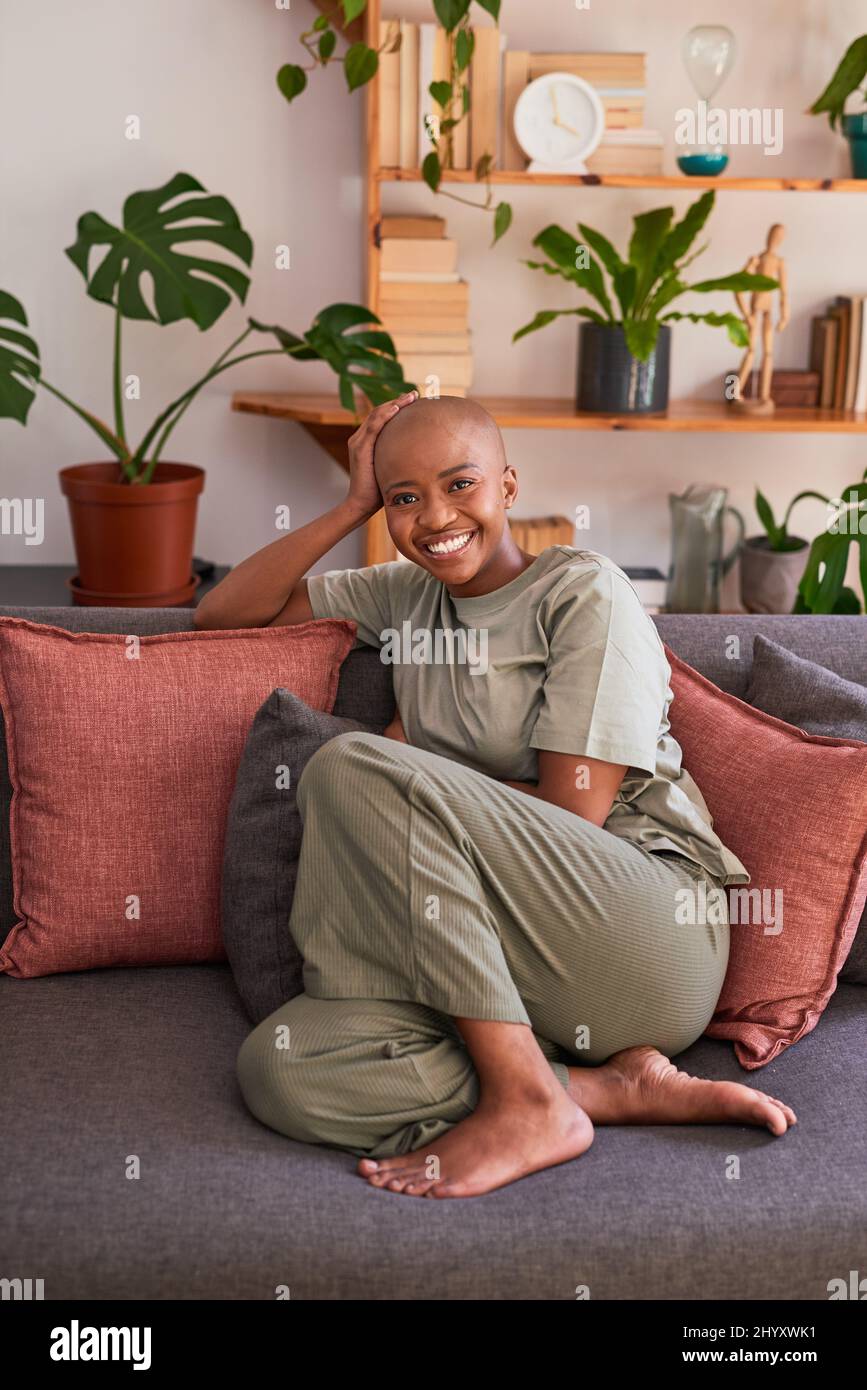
top-left (379, 214), bottom-right (473, 397)
top-left (810, 296), bottom-right (867, 411)
top-left (504, 50), bottom-right (662, 174)
top-left (380, 19), bottom-right (473, 170)
top-left (380, 24), bottom-right (659, 177)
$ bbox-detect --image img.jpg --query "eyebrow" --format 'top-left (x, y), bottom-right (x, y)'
top-left (384, 461), bottom-right (484, 494)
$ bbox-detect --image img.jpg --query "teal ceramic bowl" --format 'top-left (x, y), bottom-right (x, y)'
top-left (677, 152), bottom-right (730, 177)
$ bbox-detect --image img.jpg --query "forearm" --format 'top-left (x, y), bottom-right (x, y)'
top-left (195, 497), bottom-right (374, 630)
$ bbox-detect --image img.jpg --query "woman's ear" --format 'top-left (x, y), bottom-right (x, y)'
top-left (502, 464), bottom-right (519, 509)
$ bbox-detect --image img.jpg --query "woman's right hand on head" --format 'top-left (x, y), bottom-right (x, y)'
top-left (346, 389), bottom-right (419, 519)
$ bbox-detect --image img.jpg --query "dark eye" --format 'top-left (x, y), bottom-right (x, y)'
top-left (391, 492), bottom-right (418, 506)
top-left (450, 478), bottom-right (476, 491)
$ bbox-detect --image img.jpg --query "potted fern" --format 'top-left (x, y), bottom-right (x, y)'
top-left (808, 35), bottom-right (867, 178)
top-left (514, 190), bottom-right (776, 413)
top-left (741, 486), bottom-right (829, 613)
top-left (0, 172), bottom-right (410, 606)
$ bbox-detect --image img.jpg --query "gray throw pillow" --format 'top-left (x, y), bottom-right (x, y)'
top-left (745, 634), bottom-right (867, 984)
top-left (221, 688), bottom-right (384, 1023)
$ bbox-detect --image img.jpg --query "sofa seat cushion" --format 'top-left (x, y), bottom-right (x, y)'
top-left (1, 964), bottom-right (864, 1301)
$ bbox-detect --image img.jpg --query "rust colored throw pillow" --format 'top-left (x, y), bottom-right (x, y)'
top-left (664, 644), bottom-right (867, 1069)
top-left (0, 617), bottom-right (356, 979)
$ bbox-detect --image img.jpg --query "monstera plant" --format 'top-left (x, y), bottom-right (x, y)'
top-left (0, 172), bottom-right (410, 605)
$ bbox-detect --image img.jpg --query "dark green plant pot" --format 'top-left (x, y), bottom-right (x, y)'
top-left (843, 113), bottom-right (867, 178)
top-left (577, 323), bottom-right (671, 413)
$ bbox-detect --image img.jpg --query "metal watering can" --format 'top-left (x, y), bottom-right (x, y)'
top-left (666, 483), bottom-right (745, 613)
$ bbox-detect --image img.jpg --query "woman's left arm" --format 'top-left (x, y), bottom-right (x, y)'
top-left (503, 752), bottom-right (628, 828)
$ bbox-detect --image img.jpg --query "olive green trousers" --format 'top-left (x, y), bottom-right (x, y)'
top-left (237, 733), bottom-right (729, 1157)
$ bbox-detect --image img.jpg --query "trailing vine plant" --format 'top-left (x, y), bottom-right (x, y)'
top-left (277, 1), bottom-right (512, 245)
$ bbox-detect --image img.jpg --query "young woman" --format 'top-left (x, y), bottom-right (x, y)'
top-left (196, 390), bottom-right (796, 1199)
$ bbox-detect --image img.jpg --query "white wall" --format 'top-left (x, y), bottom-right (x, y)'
top-left (1, 0), bottom-right (866, 593)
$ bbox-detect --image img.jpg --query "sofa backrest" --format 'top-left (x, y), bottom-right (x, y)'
top-left (1, 605), bottom-right (865, 947)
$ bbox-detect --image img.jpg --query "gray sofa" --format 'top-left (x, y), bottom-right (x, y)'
top-left (1, 605), bottom-right (865, 1301)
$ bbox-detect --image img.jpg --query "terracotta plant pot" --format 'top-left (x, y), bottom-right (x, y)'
top-left (740, 534), bottom-right (810, 614)
top-left (59, 462), bottom-right (205, 607)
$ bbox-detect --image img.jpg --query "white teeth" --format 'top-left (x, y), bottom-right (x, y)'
top-left (425, 531), bottom-right (473, 555)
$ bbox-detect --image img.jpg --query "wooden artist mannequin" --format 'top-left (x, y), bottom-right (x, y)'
top-left (733, 223), bottom-right (789, 413)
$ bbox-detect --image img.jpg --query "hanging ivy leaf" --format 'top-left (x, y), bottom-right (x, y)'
top-left (313, 14), bottom-right (330, 32)
top-left (455, 28), bottom-right (474, 72)
top-left (492, 201), bottom-right (512, 245)
top-left (475, 152), bottom-right (493, 180)
top-left (0, 291), bottom-right (41, 424)
top-left (277, 64), bottom-right (308, 103)
top-left (318, 31), bottom-right (337, 62)
top-left (422, 151), bottom-right (442, 192)
top-left (344, 43), bottom-right (378, 92)
top-left (474, 0), bottom-right (501, 19)
top-left (341, 0), bottom-right (368, 25)
top-left (430, 80), bottom-right (452, 109)
top-left (433, 0), bottom-right (471, 33)
top-left (65, 172), bottom-right (253, 331)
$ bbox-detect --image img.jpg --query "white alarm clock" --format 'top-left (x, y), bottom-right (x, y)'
top-left (513, 72), bottom-right (605, 174)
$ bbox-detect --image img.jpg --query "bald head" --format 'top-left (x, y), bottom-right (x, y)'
top-left (373, 396), bottom-right (506, 488)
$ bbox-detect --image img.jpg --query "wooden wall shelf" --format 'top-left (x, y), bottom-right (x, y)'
top-left (233, 392), bottom-right (867, 434)
top-left (240, 0), bottom-right (865, 564)
top-left (379, 169), bottom-right (867, 193)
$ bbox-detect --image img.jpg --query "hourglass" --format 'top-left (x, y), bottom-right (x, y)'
top-left (677, 25), bottom-right (737, 177)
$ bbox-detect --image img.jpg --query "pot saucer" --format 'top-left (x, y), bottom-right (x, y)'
top-left (67, 574), bottom-right (201, 608)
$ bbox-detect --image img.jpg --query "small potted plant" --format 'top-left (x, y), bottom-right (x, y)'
top-left (0, 172), bottom-right (410, 606)
top-left (741, 486), bottom-right (828, 613)
top-left (796, 471), bottom-right (867, 614)
top-left (808, 35), bottom-right (867, 178)
top-left (514, 190), bottom-right (776, 413)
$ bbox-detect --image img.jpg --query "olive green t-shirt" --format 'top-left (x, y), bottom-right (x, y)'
top-left (307, 545), bottom-right (750, 887)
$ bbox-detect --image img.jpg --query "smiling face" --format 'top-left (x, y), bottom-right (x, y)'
top-left (373, 397), bottom-right (520, 594)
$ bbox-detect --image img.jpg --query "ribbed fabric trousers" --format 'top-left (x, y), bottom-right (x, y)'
top-left (236, 732), bottom-right (730, 1158)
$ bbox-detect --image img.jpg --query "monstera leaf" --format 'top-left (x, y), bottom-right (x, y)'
top-left (65, 172), bottom-right (253, 331)
top-left (0, 291), bottom-right (41, 423)
top-left (251, 303), bottom-right (413, 411)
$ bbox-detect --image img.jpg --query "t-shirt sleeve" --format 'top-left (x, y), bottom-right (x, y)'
top-left (528, 564), bottom-right (667, 774)
top-left (306, 562), bottom-right (398, 649)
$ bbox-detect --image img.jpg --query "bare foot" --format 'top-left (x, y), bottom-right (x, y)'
top-left (357, 1083), bottom-right (593, 1198)
top-left (566, 1045), bottom-right (797, 1136)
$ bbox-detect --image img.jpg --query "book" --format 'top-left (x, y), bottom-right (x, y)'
top-left (843, 294), bottom-right (864, 410)
top-left (621, 565), bottom-right (667, 610)
top-left (382, 313), bottom-right (471, 334)
top-left (829, 301), bottom-right (850, 409)
top-left (854, 300), bottom-right (867, 413)
top-left (398, 352), bottom-right (474, 387)
top-left (380, 280), bottom-right (469, 307)
top-left (399, 20), bottom-right (419, 170)
top-left (379, 20), bottom-right (400, 168)
top-left (470, 26), bottom-right (502, 168)
top-left (599, 94), bottom-right (645, 129)
top-left (811, 317), bottom-right (837, 405)
top-left (743, 370), bottom-right (819, 407)
top-left (390, 329), bottom-right (472, 352)
top-left (380, 237), bottom-right (458, 274)
top-left (380, 215), bottom-right (446, 239)
top-left (502, 50), bottom-right (529, 170)
top-left (585, 133), bottom-right (663, 175)
top-left (528, 52), bottom-right (646, 87)
top-left (420, 23), bottom-right (469, 171)
top-left (380, 271), bottom-right (461, 283)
